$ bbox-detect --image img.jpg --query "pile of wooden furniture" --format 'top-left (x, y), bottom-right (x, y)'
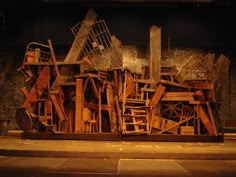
top-left (15, 8), bottom-right (230, 141)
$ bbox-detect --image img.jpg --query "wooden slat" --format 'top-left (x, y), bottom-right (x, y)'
top-left (158, 116), bottom-right (194, 134)
top-left (189, 82), bottom-right (214, 89)
top-left (23, 66), bottom-right (50, 109)
top-left (148, 84), bottom-right (166, 106)
top-left (119, 71), bottom-right (135, 100)
top-left (21, 87), bottom-right (29, 97)
top-left (150, 25), bottom-right (161, 82)
top-left (50, 94), bottom-right (66, 121)
top-left (180, 126), bottom-right (194, 135)
top-left (113, 70), bottom-right (119, 94)
top-left (64, 8), bottom-right (97, 62)
top-left (107, 84), bottom-right (117, 133)
top-left (134, 79), bottom-right (155, 84)
top-left (88, 76), bottom-right (99, 99)
top-left (199, 105), bottom-right (215, 135)
top-left (151, 116), bottom-right (178, 134)
top-left (140, 88), bottom-right (156, 92)
top-left (161, 92), bottom-right (194, 101)
top-left (75, 79), bottom-right (83, 133)
top-left (84, 102), bottom-right (111, 111)
top-left (115, 96), bottom-right (123, 132)
top-left (160, 79), bottom-right (191, 89)
top-left (206, 102), bottom-right (217, 136)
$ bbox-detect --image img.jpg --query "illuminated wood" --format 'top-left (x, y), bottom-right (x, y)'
top-left (106, 84), bottom-right (117, 133)
top-left (23, 66), bottom-right (50, 110)
top-left (206, 102), bottom-right (217, 136)
top-left (64, 8), bottom-right (97, 62)
top-left (75, 79), bottom-right (84, 133)
top-left (148, 84), bottom-right (166, 106)
top-left (21, 87), bottom-right (29, 97)
top-left (162, 92), bottom-right (194, 101)
top-left (151, 116), bottom-right (178, 134)
top-left (150, 25), bottom-right (161, 82)
top-left (50, 93), bottom-right (66, 121)
top-left (199, 105), bottom-right (215, 135)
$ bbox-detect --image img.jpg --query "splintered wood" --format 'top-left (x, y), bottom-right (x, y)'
top-left (16, 8), bottom-right (230, 139)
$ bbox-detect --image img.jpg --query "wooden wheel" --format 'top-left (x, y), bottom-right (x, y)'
top-left (15, 108), bottom-right (32, 132)
top-left (161, 101), bottom-right (183, 119)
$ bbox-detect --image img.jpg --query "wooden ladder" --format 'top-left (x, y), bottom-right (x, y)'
top-left (122, 99), bottom-right (149, 134)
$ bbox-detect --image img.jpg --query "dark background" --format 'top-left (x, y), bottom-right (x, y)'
top-left (0, 0), bottom-right (235, 128)
top-left (0, 0), bottom-right (235, 57)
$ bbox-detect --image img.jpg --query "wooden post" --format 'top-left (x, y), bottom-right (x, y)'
top-left (98, 85), bottom-right (102, 133)
top-left (75, 79), bottom-right (83, 133)
top-left (150, 25), bottom-right (161, 82)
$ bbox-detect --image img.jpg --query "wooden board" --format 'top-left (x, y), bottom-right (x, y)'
top-left (199, 105), bottom-right (215, 135)
top-left (206, 102), bottom-right (217, 136)
top-left (180, 126), bottom-right (194, 135)
top-left (151, 116), bottom-right (178, 134)
top-left (23, 66), bottom-right (50, 110)
top-left (149, 84), bottom-right (166, 106)
top-left (64, 8), bottom-right (97, 62)
top-left (150, 25), bottom-right (161, 82)
top-left (119, 72), bottom-right (135, 101)
top-left (106, 84), bottom-right (117, 133)
top-left (75, 79), bottom-right (84, 133)
top-left (161, 92), bottom-right (194, 101)
top-left (50, 92), bottom-right (66, 121)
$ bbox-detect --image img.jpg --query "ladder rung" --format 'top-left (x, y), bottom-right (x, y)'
top-left (123, 114), bottom-right (146, 117)
top-left (124, 122), bottom-right (146, 125)
top-left (124, 106), bottom-right (147, 109)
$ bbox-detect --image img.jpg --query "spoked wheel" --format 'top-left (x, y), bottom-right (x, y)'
top-left (161, 101), bottom-right (183, 119)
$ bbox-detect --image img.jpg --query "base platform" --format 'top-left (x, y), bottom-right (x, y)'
top-left (21, 132), bottom-right (224, 142)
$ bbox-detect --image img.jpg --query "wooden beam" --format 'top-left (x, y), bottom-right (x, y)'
top-left (149, 84), bottom-right (166, 106)
top-left (98, 86), bottom-right (102, 133)
top-left (161, 92), bottom-right (194, 101)
top-left (84, 102), bottom-right (110, 111)
top-left (158, 116), bottom-right (194, 134)
top-left (206, 102), bottom-right (218, 136)
top-left (107, 84), bottom-right (117, 133)
top-left (160, 79), bottom-right (191, 89)
top-left (23, 66), bottom-right (50, 110)
top-left (21, 87), bottom-right (29, 97)
top-left (64, 8), bottom-right (97, 62)
top-left (88, 76), bottom-right (99, 99)
top-left (50, 93), bottom-right (67, 122)
top-left (199, 105), bottom-right (215, 135)
top-left (114, 70), bottom-right (119, 94)
top-left (150, 25), bottom-right (161, 82)
top-left (75, 79), bottom-right (84, 133)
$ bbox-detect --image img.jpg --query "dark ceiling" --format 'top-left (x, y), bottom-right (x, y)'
top-left (0, 0), bottom-right (235, 7)
top-left (0, 0), bottom-right (235, 58)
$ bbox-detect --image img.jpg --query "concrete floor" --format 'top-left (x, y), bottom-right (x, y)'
top-left (0, 157), bottom-right (236, 177)
top-left (0, 132), bottom-right (236, 176)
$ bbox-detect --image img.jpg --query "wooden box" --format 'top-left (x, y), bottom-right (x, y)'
top-left (180, 126), bottom-right (194, 135)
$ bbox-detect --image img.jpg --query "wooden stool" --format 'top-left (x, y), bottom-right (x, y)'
top-left (84, 120), bottom-right (97, 133)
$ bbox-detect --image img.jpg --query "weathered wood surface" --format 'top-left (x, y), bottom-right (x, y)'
top-left (199, 105), bottom-right (215, 136)
top-left (23, 66), bottom-right (50, 110)
top-left (106, 84), bottom-right (117, 133)
top-left (149, 84), bottom-right (166, 106)
top-left (75, 79), bottom-right (84, 133)
top-left (151, 116), bottom-right (178, 134)
top-left (161, 92), bottom-right (194, 101)
top-left (150, 25), bottom-right (161, 82)
top-left (50, 90), bottom-right (67, 122)
top-left (64, 8), bottom-right (97, 62)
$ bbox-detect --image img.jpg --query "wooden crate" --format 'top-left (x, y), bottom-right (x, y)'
top-left (180, 126), bottom-right (194, 135)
